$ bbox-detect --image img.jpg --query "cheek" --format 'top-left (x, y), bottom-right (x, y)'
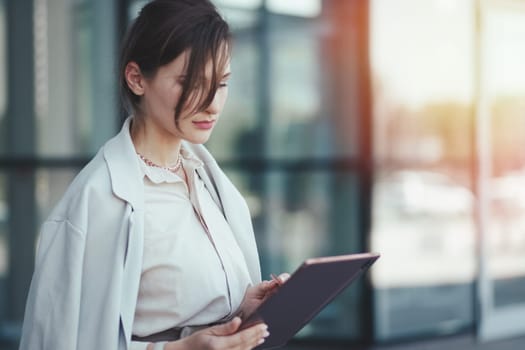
top-left (145, 86), bottom-right (179, 111)
top-left (154, 82), bottom-right (182, 105)
top-left (168, 85), bottom-right (183, 108)
top-left (217, 89), bottom-right (229, 108)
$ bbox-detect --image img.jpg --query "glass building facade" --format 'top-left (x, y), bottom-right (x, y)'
top-left (0, 0), bottom-right (525, 349)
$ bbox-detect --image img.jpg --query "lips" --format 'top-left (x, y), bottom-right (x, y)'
top-left (192, 120), bottom-right (216, 130)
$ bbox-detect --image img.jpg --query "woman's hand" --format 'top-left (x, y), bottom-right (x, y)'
top-left (162, 273), bottom-right (289, 350)
top-left (237, 273), bottom-right (290, 320)
top-left (165, 317), bottom-right (269, 350)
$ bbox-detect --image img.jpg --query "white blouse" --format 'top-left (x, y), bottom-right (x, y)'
top-left (131, 147), bottom-right (252, 343)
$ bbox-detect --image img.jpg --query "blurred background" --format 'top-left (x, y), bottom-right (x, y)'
top-left (0, 0), bottom-right (525, 349)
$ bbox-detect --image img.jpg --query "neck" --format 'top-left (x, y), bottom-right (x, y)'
top-left (130, 116), bottom-right (182, 167)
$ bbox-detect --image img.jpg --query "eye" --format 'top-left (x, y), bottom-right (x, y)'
top-left (219, 72), bottom-right (231, 88)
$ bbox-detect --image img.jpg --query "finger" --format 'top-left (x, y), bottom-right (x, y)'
top-left (269, 273), bottom-right (283, 286)
top-left (209, 317), bottom-right (242, 336)
top-left (278, 272), bottom-right (290, 283)
top-left (268, 273), bottom-right (289, 288)
top-left (229, 323), bottom-right (269, 350)
top-left (267, 280), bottom-right (280, 289)
top-left (255, 281), bottom-right (274, 296)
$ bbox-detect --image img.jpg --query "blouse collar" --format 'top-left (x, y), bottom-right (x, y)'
top-left (137, 145), bottom-right (203, 184)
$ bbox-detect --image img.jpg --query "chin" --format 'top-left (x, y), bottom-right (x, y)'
top-left (185, 135), bottom-right (212, 145)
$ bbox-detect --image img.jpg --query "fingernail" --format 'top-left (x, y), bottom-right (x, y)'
top-left (258, 338), bottom-right (266, 345)
top-left (263, 330), bottom-right (270, 337)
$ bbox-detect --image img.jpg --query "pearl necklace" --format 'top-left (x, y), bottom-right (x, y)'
top-left (137, 152), bottom-right (182, 173)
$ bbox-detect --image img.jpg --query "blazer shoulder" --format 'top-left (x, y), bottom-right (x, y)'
top-left (47, 150), bottom-right (124, 230)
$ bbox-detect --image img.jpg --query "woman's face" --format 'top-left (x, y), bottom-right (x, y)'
top-left (138, 50), bottom-right (230, 144)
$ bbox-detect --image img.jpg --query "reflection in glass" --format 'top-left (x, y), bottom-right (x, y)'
top-left (223, 168), bottom-right (363, 339)
top-left (36, 0), bottom-right (117, 157)
top-left (266, 0), bottom-right (321, 18)
top-left (0, 172), bottom-right (7, 324)
top-left (267, 16), bottom-right (327, 159)
top-left (215, 0), bottom-right (262, 10)
top-left (0, 0), bottom-right (6, 324)
top-left (211, 9), bottom-right (332, 160)
top-left (207, 20), bottom-right (260, 159)
top-left (490, 171), bottom-right (525, 307)
top-left (220, 6), bottom-right (259, 31)
top-left (371, 0), bottom-right (476, 340)
top-left (0, 2), bottom-right (6, 155)
top-left (0, 173), bottom-right (7, 278)
top-left (485, 7), bottom-right (525, 308)
top-left (373, 170), bottom-right (475, 286)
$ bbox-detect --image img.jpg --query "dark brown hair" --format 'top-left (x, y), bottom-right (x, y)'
top-left (119, 0), bottom-right (231, 124)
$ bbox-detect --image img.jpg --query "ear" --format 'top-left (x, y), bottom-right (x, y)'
top-left (125, 62), bottom-right (145, 96)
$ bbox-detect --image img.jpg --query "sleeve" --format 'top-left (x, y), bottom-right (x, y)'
top-left (18, 220), bottom-right (86, 350)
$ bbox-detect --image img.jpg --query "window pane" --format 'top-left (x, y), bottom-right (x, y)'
top-left (370, 0), bottom-right (476, 340)
top-left (267, 17), bottom-right (327, 159)
top-left (0, 172), bottom-right (7, 281)
top-left (486, 7), bottom-right (525, 308)
top-left (0, 2), bottom-right (6, 155)
top-left (266, 0), bottom-right (321, 18)
top-left (0, 1), bottom-right (9, 339)
top-left (215, 0), bottom-right (263, 10)
top-left (221, 6), bottom-right (259, 31)
top-left (207, 18), bottom-right (260, 159)
top-left (35, 0), bottom-right (117, 157)
top-left (210, 10), bottom-right (333, 161)
top-left (224, 167), bottom-right (363, 339)
top-left (268, 170), bottom-right (362, 339)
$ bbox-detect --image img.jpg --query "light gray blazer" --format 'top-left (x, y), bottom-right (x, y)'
top-left (19, 118), bottom-right (262, 350)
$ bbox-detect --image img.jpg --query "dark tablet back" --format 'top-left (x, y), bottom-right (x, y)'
top-left (242, 252), bottom-right (380, 349)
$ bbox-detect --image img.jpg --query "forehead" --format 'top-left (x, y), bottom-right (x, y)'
top-left (159, 48), bottom-right (231, 77)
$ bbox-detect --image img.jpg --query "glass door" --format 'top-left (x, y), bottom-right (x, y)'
top-left (476, 0), bottom-right (525, 341)
top-left (370, 0), bottom-right (477, 341)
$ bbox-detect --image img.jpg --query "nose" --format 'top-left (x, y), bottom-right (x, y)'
top-left (205, 91), bottom-right (223, 115)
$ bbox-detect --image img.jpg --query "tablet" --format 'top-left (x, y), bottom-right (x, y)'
top-left (240, 252), bottom-right (380, 349)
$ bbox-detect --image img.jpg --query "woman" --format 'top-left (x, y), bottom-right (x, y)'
top-left (19, 1), bottom-right (285, 349)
